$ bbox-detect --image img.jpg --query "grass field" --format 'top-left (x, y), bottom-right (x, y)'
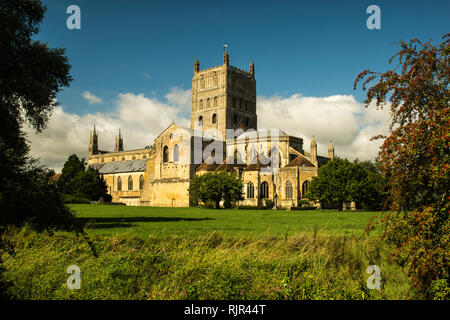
top-left (70, 204), bottom-right (381, 237)
top-left (1, 205), bottom-right (412, 300)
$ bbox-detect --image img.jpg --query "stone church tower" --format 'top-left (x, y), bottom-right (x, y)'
top-left (88, 124), bottom-right (98, 155)
top-left (190, 50), bottom-right (257, 140)
top-left (114, 129), bottom-right (124, 152)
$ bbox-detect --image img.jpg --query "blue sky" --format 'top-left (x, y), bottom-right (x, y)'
top-left (27, 0), bottom-right (449, 170)
top-left (37, 0), bottom-right (449, 116)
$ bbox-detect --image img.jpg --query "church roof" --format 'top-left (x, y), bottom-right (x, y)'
top-left (227, 128), bottom-right (290, 141)
top-left (286, 154), bottom-right (315, 167)
top-left (215, 155), bottom-right (246, 171)
top-left (196, 159), bottom-right (219, 171)
top-left (89, 159), bottom-right (146, 174)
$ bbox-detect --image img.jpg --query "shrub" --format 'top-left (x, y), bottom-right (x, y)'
top-left (264, 199), bottom-right (274, 209)
top-left (237, 206), bottom-right (269, 210)
top-left (291, 206), bottom-right (317, 211)
top-left (298, 199), bottom-right (310, 207)
top-left (100, 194), bottom-right (112, 203)
top-left (62, 194), bottom-right (91, 204)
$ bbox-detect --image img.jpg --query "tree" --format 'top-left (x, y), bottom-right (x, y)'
top-left (58, 154), bottom-right (108, 201)
top-left (0, 0), bottom-right (74, 229)
top-left (58, 154), bottom-right (85, 194)
top-left (307, 158), bottom-right (383, 210)
top-left (355, 34), bottom-right (449, 298)
top-left (358, 161), bottom-right (387, 211)
top-left (188, 171), bottom-right (243, 209)
top-left (71, 167), bottom-right (108, 201)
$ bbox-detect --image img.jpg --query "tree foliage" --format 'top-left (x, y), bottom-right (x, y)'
top-left (58, 154), bottom-right (108, 201)
top-left (0, 0), bottom-right (74, 229)
top-left (355, 34), bottom-right (449, 298)
top-left (58, 154), bottom-right (85, 194)
top-left (307, 158), bottom-right (385, 210)
top-left (189, 171), bottom-right (243, 209)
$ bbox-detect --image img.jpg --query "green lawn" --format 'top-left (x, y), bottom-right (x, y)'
top-left (69, 204), bottom-right (381, 237)
top-left (4, 205), bottom-right (410, 300)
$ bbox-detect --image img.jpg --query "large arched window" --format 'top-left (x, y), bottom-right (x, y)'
top-left (200, 76), bottom-right (205, 89)
top-left (163, 145), bottom-right (169, 163)
top-left (198, 116), bottom-right (203, 127)
top-left (173, 144), bottom-right (179, 163)
top-left (247, 182), bottom-right (254, 199)
top-left (139, 175), bottom-right (144, 190)
top-left (212, 113), bottom-right (217, 124)
top-left (302, 180), bottom-right (310, 198)
top-left (260, 182), bottom-right (269, 199)
top-left (128, 175), bottom-right (133, 190)
top-left (285, 181), bottom-right (293, 199)
top-left (117, 177), bottom-right (122, 191)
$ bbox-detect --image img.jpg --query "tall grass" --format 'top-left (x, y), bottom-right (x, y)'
top-left (1, 224), bottom-right (411, 300)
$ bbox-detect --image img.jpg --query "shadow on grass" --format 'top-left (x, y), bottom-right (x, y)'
top-left (76, 216), bottom-right (214, 229)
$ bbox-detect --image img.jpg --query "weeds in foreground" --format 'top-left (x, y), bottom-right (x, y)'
top-left (1, 225), bottom-right (410, 300)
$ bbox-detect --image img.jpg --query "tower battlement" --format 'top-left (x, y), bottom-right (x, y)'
top-left (190, 51), bottom-right (257, 140)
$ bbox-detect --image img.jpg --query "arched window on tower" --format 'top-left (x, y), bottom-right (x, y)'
top-left (285, 181), bottom-right (293, 199)
top-left (247, 182), bottom-right (254, 199)
top-left (163, 145), bottom-right (169, 163)
top-left (302, 180), bottom-right (310, 198)
top-left (173, 144), bottom-right (179, 163)
top-left (199, 100), bottom-right (203, 110)
top-left (260, 182), bottom-right (269, 199)
top-left (198, 116), bottom-right (203, 127)
top-left (200, 76), bottom-right (205, 89)
top-left (139, 175), bottom-right (144, 190)
top-left (206, 98), bottom-right (210, 109)
top-left (117, 177), bottom-right (122, 191)
top-left (214, 97), bottom-right (218, 108)
top-left (212, 113), bottom-right (217, 124)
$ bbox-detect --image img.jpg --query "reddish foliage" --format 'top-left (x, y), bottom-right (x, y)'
top-left (355, 34), bottom-right (449, 299)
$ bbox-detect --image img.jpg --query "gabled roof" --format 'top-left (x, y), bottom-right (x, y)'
top-left (214, 155), bottom-right (247, 171)
top-left (196, 157), bottom-right (220, 172)
top-left (153, 122), bottom-right (179, 141)
top-left (89, 159), bottom-right (146, 174)
top-left (228, 128), bottom-right (290, 141)
top-left (286, 154), bottom-right (315, 167)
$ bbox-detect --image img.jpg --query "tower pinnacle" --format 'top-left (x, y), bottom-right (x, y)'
top-left (249, 59), bottom-right (255, 76)
top-left (194, 59), bottom-right (199, 73)
top-left (223, 45), bottom-right (229, 66)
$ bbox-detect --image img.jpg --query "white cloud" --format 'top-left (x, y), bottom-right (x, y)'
top-left (257, 94), bottom-right (391, 161)
top-left (82, 91), bottom-right (103, 104)
top-left (24, 88), bottom-right (191, 171)
top-left (24, 89), bottom-right (390, 171)
top-left (165, 86), bottom-right (191, 107)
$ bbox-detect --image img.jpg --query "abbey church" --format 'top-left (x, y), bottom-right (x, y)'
top-left (87, 51), bottom-right (335, 208)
